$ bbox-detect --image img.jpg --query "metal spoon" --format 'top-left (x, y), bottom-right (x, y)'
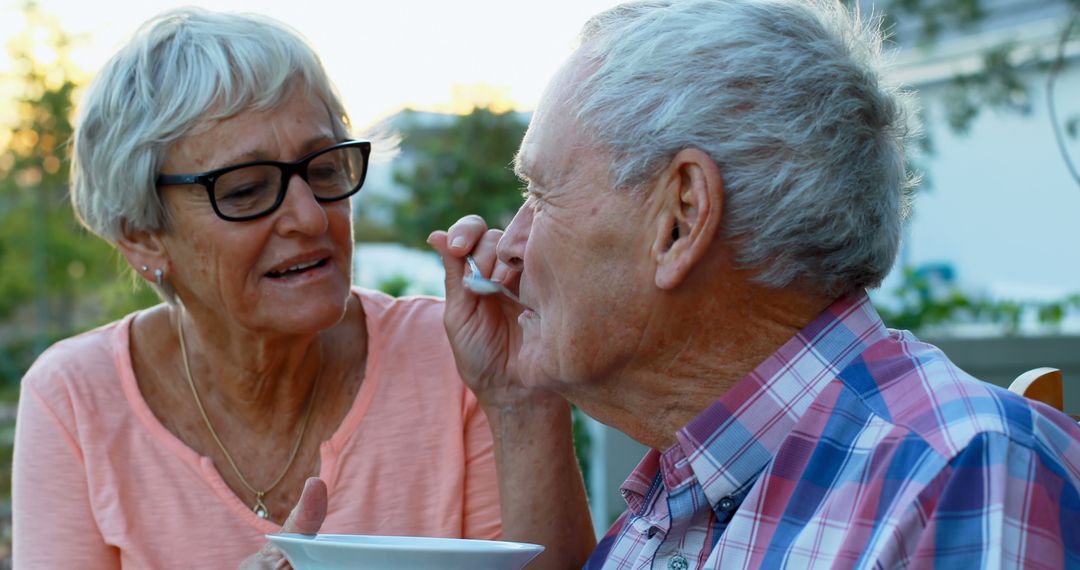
top-left (463, 256), bottom-right (523, 305)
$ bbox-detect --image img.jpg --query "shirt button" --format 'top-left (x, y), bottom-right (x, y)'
top-left (718, 496), bottom-right (737, 512)
top-left (668, 555), bottom-right (689, 570)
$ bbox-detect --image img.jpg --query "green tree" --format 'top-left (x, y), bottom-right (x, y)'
top-left (876, 266), bottom-right (1080, 334)
top-left (862, 0), bottom-right (1080, 185)
top-left (0, 3), bottom-right (157, 366)
top-left (389, 107), bottom-right (528, 247)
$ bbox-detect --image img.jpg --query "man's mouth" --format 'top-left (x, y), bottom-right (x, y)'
top-left (266, 258), bottom-right (329, 278)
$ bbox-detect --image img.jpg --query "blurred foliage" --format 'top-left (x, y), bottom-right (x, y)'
top-left (0, 336), bottom-right (54, 386)
top-left (0, 4), bottom-right (159, 381)
top-left (0, 422), bottom-right (12, 499)
top-left (375, 274), bottom-right (413, 297)
top-left (571, 406), bottom-right (592, 498)
top-left (875, 0), bottom-right (1080, 141)
top-left (877, 266), bottom-right (1080, 335)
top-left (941, 43), bottom-right (1031, 135)
top-left (880, 0), bottom-right (988, 47)
top-left (390, 107), bottom-right (528, 247)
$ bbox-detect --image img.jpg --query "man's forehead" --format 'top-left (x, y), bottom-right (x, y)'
top-left (516, 120), bottom-right (576, 188)
top-left (515, 51), bottom-right (601, 186)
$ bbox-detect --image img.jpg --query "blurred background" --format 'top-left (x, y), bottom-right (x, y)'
top-left (1, 0), bottom-right (1078, 563)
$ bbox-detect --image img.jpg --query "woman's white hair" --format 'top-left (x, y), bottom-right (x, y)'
top-left (574, 0), bottom-right (917, 296)
top-left (70, 7), bottom-right (352, 243)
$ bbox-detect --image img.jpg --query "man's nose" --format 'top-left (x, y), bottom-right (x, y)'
top-left (497, 203), bottom-right (532, 271)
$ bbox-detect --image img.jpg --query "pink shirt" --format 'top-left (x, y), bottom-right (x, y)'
top-left (13, 288), bottom-right (501, 568)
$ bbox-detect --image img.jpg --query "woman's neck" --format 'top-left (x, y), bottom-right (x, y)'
top-left (167, 294), bottom-right (363, 429)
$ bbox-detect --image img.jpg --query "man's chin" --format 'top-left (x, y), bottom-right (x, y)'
top-left (517, 352), bottom-right (559, 391)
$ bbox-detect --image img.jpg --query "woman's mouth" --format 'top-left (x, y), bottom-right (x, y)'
top-left (266, 258), bottom-right (329, 279)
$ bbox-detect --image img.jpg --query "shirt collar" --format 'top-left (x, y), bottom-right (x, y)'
top-left (620, 290), bottom-right (890, 511)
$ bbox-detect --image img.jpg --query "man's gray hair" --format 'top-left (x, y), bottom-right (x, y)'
top-left (70, 7), bottom-right (352, 242)
top-left (575, 0), bottom-right (916, 296)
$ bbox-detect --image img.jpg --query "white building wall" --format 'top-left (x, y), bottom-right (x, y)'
top-left (896, 66), bottom-right (1080, 304)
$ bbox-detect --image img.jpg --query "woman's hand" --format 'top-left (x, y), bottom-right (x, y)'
top-left (237, 478), bottom-right (327, 570)
top-left (428, 215), bottom-right (535, 408)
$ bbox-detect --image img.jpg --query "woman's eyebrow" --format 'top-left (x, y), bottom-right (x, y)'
top-left (206, 135), bottom-right (338, 170)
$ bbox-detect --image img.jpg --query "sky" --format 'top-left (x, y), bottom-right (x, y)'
top-left (0, 0), bottom-right (625, 131)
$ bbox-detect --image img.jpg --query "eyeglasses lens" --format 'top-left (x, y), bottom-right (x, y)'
top-left (213, 145), bottom-right (367, 219)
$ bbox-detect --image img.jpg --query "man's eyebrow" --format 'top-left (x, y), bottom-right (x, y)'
top-left (513, 154), bottom-right (550, 191)
top-left (512, 152), bottom-right (530, 181)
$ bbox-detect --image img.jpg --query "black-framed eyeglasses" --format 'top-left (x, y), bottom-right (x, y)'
top-left (156, 139), bottom-right (371, 222)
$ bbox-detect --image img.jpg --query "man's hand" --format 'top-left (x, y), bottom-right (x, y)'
top-left (429, 215), bottom-right (596, 570)
top-left (428, 215), bottom-right (535, 408)
top-left (237, 477), bottom-right (327, 570)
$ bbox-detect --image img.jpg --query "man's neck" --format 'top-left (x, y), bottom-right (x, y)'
top-left (568, 282), bottom-right (835, 451)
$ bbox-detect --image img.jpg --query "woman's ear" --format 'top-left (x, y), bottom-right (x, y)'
top-left (115, 220), bottom-right (169, 285)
top-left (650, 148), bottom-right (723, 290)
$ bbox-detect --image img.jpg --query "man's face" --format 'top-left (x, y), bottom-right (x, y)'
top-left (497, 57), bottom-right (659, 392)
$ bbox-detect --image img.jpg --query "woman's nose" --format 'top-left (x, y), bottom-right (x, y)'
top-left (275, 174), bottom-right (329, 235)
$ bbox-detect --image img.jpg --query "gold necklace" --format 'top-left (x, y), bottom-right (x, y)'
top-left (177, 308), bottom-right (320, 519)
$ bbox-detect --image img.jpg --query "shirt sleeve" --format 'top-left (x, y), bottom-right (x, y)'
top-left (460, 388), bottom-right (503, 540)
top-left (909, 430), bottom-right (1080, 569)
top-left (13, 379), bottom-right (120, 569)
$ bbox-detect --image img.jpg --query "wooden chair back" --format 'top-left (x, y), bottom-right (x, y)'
top-left (1009, 367), bottom-right (1064, 411)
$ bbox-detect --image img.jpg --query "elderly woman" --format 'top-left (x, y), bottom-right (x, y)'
top-left (12, 8), bottom-right (500, 569)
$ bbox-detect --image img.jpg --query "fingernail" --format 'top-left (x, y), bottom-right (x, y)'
top-left (450, 236), bottom-right (465, 249)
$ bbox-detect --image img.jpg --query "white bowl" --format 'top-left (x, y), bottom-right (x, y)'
top-left (266, 533), bottom-right (544, 570)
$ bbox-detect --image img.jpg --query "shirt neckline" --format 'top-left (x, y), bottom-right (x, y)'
top-left (621, 291), bottom-right (890, 512)
top-left (115, 287), bottom-right (382, 532)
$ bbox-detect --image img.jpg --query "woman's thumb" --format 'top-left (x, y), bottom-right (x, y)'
top-left (279, 477), bottom-right (327, 535)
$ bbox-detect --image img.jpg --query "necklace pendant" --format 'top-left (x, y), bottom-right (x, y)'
top-left (253, 493), bottom-right (269, 519)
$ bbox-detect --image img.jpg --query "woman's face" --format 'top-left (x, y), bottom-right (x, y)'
top-left (157, 89), bottom-right (355, 336)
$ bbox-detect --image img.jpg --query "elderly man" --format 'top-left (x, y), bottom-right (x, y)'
top-left (428, 0), bottom-right (1080, 568)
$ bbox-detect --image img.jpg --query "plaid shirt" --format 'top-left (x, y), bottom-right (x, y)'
top-left (585, 292), bottom-right (1080, 569)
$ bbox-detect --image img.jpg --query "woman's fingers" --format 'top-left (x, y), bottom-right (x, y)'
top-left (238, 543), bottom-right (289, 570)
top-left (237, 478), bottom-right (327, 570)
top-left (279, 477), bottom-right (327, 535)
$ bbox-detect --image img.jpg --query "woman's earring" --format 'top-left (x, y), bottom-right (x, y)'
top-left (140, 265), bottom-right (149, 272)
top-left (154, 268), bottom-right (164, 289)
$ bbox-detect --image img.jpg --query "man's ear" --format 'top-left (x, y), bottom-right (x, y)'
top-left (650, 148), bottom-right (723, 290)
top-left (115, 220), bottom-right (169, 286)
